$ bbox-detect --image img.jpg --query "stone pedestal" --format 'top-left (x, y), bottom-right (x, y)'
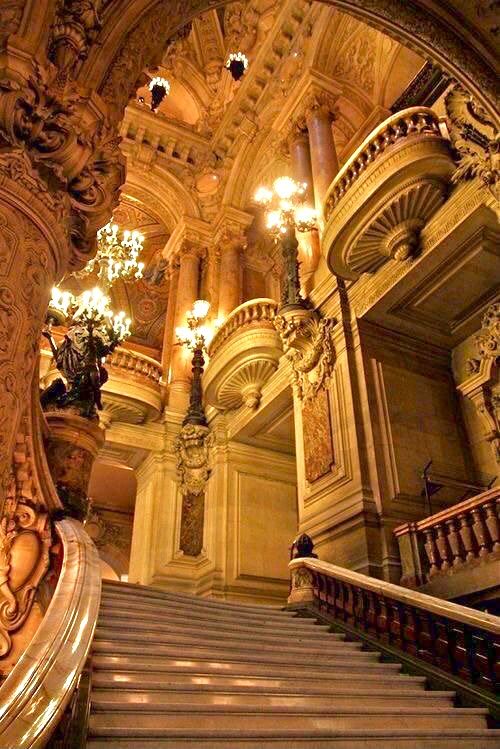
top-left (44, 410), bottom-right (105, 521)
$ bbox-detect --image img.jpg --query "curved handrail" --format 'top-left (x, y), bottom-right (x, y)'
top-left (0, 519), bottom-right (101, 749)
top-left (324, 107), bottom-right (442, 220)
top-left (208, 298), bottom-right (278, 357)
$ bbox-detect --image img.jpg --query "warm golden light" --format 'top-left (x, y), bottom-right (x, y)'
top-left (273, 176), bottom-right (297, 200)
top-left (192, 299), bottom-right (210, 321)
top-left (254, 186), bottom-right (273, 205)
top-left (76, 220), bottom-right (145, 288)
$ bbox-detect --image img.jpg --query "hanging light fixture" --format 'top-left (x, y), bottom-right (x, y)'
top-left (74, 220), bottom-right (145, 289)
top-left (149, 76), bottom-right (170, 112)
top-left (225, 52), bottom-right (249, 82)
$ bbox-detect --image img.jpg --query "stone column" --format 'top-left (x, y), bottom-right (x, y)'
top-left (168, 242), bottom-right (203, 411)
top-left (218, 231), bottom-right (245, 319)
top-left (287, 122), bottom-right (321, 283)
top-left (161, 259), bottom-right (180, 385)
top-left (304, 92), bottom-right (340, 215)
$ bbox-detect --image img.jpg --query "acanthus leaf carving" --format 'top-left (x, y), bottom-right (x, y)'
top-left (445, 84), bottom-right (499, 200)
top-left (275, 308), bottom-right (337, 401)
top-left (48, 0), bottom-right (103, 78)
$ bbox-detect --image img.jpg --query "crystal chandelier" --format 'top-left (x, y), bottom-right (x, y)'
top-left (225, 52), bottom-right (249, 81)
top-left (149, 76), bottom-right (170, 112)
top-left (75, 221), bottom-right (145, 288)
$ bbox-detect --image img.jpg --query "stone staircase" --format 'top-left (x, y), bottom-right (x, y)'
top-left (86, 580), bottom-right (499, 748)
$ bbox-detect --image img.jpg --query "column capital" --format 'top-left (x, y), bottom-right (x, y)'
top-left (303, 89), bottom-right (339, 124)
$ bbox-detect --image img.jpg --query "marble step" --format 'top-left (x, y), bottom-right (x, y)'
top-left (92, 660), bottom-right (423, 690)
top-left (93, 626), bottom-right (365, 655)
top-left (97, 614), bottom-right (337, 641)
top-left (88, 707), bottom-right (488, 734)
top-left (101, 581), bottom-right (287, 614)
top-left (90, 651), bottom-right (400, 678)
top-left (91, 640), bottom-right (386, 670)
top-left (98, 603), bottom-right (326, 631)
top-left (91, 687), bottom-right (455, 709)
top-left (85, 729), bottom-right (500, 749)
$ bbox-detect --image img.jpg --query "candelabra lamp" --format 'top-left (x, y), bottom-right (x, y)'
top-left (74, 220), bottom-right (145, 289)
top-left (254, 177), bottom-right (317, 311)
top-left (176, 300), bottom-right (213, 427)
top-left (42, 286), bottom-right (132, 419)
top-left (225, 52), bottom-right (249, 81)
top-left (149, 76), bottom-right (170, 112)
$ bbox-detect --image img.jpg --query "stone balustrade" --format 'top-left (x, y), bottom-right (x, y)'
top-left (208, 299), bottom-right (278, 358)
top-left (108, 348), bottom-right (162, 385)
top-left (395, 488), bottom-right (499, 588)
top-left (204, 299), bottom-right (282, 412)
top-left (322, 107), bottom-right (454, 280)
top-left (324, 108), bottom-right (442, 220)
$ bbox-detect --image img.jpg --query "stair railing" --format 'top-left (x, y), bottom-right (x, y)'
top-left (0, 518), bottom-right (101, 749)
top-left (288, 547), bottom-right (500, 716)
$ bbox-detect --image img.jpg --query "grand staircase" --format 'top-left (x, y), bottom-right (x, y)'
top-left (86, 580), bottom-right (499, 748)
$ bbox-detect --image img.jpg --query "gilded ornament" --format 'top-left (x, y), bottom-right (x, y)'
top-left (174, 423), bottom-right (213, 497)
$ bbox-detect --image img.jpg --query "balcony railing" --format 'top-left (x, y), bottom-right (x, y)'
top-left (107, 348), bottom-right (162, 386)
top-left (204, 299), bottom-right (281, 411)
top-left (208, 298), bottom-right (278, 357)
top-left (395, 488), bottom-right (499, 588)
top-left (322, 107), bottom-right (453, 280)
top-left (324, 108), bottom-right (442, 221)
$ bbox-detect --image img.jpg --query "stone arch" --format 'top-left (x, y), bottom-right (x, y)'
top-left (74, 0), bottom-right (498, 127)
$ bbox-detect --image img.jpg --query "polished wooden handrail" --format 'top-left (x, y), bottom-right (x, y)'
top-left (289, 557), bottom-right (499, 694)
top-left (0, 519), bottom-right (101, 748)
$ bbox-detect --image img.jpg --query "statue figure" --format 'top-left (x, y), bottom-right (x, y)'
top-left (41, 323), bottom-right (120, 418)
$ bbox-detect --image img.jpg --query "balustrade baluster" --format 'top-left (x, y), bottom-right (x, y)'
top-left (483, 500), bottom-right (499, 552)
top-left (422, 528), bottom-right (440, 576)
top-left (434, 523), bottom-right (451, 570)
top-left (471, 507), bottom-right (490, 557)
top-left (415, 610), bottom-right (434, 664)
top-left (402, 605), bottom-right (418, 656)
top-left (433, 618), bottom-right (452, 672)
top-left (457, 513), bottom-right (476, 561)
top-left (445, 518), bottom-right (463, 566)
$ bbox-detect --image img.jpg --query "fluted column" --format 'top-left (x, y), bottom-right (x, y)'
top-left (168, 242), bottom-right (203, 411)
top-left (304, 92), bottom-right (340, 215)
top-left (218, 231), bottom-right (245, 319)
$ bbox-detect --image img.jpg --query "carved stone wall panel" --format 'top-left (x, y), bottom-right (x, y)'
top-left (302, 387), bottom-right (335, 483)
top-left (179, 491), bottom-right (205, 556)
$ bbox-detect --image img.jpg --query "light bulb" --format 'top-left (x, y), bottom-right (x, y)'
top-left (254, 186), bottom-right (273, 205)
top-left (192, 299), bottom-right (210, 320)
top-left (266, 210), bottom-right (282, 231)
top-left (273, 176), bottom-right (297, 200)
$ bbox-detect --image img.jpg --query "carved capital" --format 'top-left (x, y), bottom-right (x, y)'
top-left (474, 302), bottom-right (500, 363)
top-left (275, 308), bottom-right (337, 401)
top-left (303, 90), bottom-right (339, 124)
top-left (174, 423), bottom-right (213, 497)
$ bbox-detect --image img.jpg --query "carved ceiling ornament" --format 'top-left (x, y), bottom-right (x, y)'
top-left (274, 308), bottom-right (337, 401)
top-left (467, 302), bottom-right (500, 373)
top-left (445, 84), bottom-right (499, 200)
top-left (0, 70), bottom-right (124, 266)
top-left (48, 0), bottom-right (103, 77)
top-left (174, 423), bottom-right (214, 497)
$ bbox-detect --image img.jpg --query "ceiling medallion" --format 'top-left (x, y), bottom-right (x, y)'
top-left (225, 52), bottom-right (249, 82)
top-left (149, 76), bottom-right (170, 112)
top-left (74, 220), bottom-right (145, 288)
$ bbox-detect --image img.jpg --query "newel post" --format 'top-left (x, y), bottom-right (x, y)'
top-left (288, 533), bottom-right (317, 605)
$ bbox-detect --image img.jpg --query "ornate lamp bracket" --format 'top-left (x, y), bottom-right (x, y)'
top-left (173, 423), bottom-right (214, 497)
top-left (274, 307), bottom-right (337, 401)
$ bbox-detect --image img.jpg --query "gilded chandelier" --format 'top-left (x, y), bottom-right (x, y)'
top-left (75, 221), bottom-right (145, 288)
top-left (254, 177), bottom-right (317, 235)
top-left (48, 286), bottom-right (132, 342)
